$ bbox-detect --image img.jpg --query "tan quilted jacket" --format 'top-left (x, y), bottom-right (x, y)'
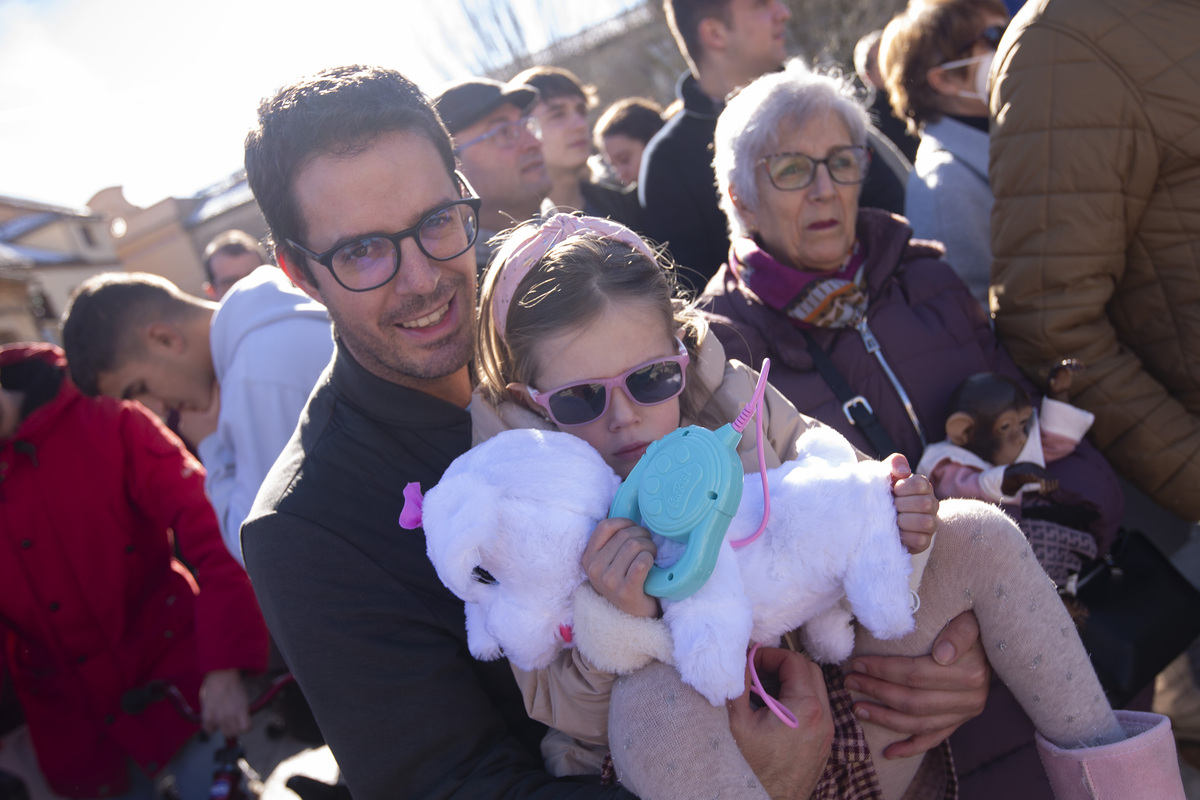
top-left (989, 0), bottom-right (1200, 520)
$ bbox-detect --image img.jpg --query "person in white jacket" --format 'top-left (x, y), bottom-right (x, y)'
top-left (61, 266), bottom-right (333, 563)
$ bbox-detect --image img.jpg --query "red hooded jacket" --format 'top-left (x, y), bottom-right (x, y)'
top-left (0, 344), bottom-right (268, 797)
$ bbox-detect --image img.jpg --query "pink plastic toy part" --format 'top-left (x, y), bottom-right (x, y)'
top-left (730, 358), bottom-right (772, 549)
top-left (398, 481), bottom-right (424, 529)
top-left (748, 642), bottom-right (799, 728)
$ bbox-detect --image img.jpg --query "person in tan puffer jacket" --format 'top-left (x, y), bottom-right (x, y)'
top-left (989, 0), bottom-right (1200, 523)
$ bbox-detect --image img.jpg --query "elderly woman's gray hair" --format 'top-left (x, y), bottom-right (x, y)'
top-left (715, 61), bottom-right (870, 240)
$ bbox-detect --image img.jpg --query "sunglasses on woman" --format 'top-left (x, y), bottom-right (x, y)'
top-left (525, 340), bottom-right (690, 427)
top-left (942, 24), bottom-right (1007, 66)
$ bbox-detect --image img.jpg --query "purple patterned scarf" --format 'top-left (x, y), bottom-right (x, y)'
top-left (727, 237), bottom-right (868, 329)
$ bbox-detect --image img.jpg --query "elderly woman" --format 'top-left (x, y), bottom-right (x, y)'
top-left (880, 0), bottom-right (1010, 308)
top-left (700, 62), bottom-right (1133, 800)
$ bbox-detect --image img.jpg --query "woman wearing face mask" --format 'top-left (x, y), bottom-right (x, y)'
top-left (880, 0), bottom-right (1009, 310)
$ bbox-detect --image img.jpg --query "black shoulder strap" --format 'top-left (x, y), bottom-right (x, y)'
top-left (799, 329), bottom-right (900, 460)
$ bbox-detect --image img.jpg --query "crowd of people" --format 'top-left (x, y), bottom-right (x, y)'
top-left (2, 0), bottom-right (1198, 798)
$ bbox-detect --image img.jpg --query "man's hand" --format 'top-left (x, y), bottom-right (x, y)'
top-left (884, 453), bottom-right (938, 554)
top-left (178, 380), bottom-right (221, 447)
top-left (582, 517), bottom-right (659, 618)
top-left (729, 647), bottom-right (833, 800)
top-left (199, 668), bottom-right (251, 737)
top-left (844, 611), bottom-right (990, 759)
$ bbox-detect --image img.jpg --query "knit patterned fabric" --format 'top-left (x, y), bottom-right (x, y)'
top-left (1021, 518), bottom-right (1099, 586)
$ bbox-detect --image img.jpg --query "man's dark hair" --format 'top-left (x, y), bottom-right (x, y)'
top-left (60, 272), bottom-right (194, 396)
top-left (594, 98), bottom-right (666, 148)
top-left (665, 0), bottom-right (734, 72)
top-left (244, 65), bottom-right (456, 283)
top-left (202, 229), bottom-right (268, 283)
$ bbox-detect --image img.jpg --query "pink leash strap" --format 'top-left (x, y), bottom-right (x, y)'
top-left (747, 642), bottom-right (799, 728)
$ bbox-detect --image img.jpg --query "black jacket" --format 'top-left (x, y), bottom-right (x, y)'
top-left (242, 342), bottom-right (629, 800)
top-left (638, 71), bottom-right (726, 297)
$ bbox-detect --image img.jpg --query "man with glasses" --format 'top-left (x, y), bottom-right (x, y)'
top-left (234, 65), bottom-right (986, 800)
top-left (201, 230), bottom-right (269, 301)
top-left (433, 77), bottom-right (552, 274)
top-left (234, 61), bottom-right (867, 800)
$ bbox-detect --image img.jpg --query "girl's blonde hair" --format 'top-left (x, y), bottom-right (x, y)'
top-left (476, 221), bottom-right (714, 424)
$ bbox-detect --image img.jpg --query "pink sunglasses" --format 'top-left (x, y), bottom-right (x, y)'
top-left (527, 339), bottom-right (690, 427)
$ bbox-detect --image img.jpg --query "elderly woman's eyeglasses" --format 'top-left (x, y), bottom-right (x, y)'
top-left (286, 179), bottom-right (481, 292)
top-left (454, 115), bottom-right (542, 154)
top-left (758, 146), bottom-right (871, 192)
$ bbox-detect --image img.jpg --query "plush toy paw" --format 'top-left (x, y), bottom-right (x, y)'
top-left (573, 584), bottom-right (674, 674)
top-left (674, 640), bottom-right (747, 705)
top-left (799, 605), bottom-right (856, 664)
top-left (465, 602), bottom-right (503, 661)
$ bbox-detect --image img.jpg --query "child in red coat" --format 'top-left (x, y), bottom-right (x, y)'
top-left (0, 343), bottom-right (268, 800)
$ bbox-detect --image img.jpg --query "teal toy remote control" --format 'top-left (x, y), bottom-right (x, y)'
top-left (608, 422), bottom-right (744, 600)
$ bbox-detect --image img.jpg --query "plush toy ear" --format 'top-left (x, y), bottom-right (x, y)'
top-left (422, 474), bottom-right (501, 601)
top-left (945, 411), bottom-right (976, 447)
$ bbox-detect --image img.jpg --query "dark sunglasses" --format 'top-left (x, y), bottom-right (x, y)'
top-left (963, 24), bottom-right (1006, 52)
top-left (526, 340), bottom-right (689, 427)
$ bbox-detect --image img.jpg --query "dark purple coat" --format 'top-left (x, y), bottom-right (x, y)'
top-left (700, 208), bottom-right (1122, 547)
top-left (700, 208), bottom-right (1125, 800)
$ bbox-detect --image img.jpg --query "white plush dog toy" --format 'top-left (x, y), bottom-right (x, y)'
top-left (418, 426), bottom-right (914, 705)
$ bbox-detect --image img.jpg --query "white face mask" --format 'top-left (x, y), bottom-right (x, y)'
top-left (936, 51), bottom-right (995, 102)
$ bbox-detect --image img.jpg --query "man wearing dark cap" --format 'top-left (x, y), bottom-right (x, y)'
top-left (434, 78), bottom-right (552, 273)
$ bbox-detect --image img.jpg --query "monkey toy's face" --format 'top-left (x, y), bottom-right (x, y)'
top-left (992, 404), bottom-right (1035, 466)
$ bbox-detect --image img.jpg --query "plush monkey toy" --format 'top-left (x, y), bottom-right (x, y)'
top-left (941, 373), bottom-right (1058, 496)
top-left (917, 362), bottom-right (1092, 504)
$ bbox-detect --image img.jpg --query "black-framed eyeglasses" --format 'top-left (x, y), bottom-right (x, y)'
top-left (453, 115), bottom-right (541, 155)
top-left (757, 145), bottom-right (871, 192)
top-left (286, 176), bottom-right (481, 293)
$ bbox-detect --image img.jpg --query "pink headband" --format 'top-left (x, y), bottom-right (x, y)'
top-left (491, 213), bottom-right (659, 339)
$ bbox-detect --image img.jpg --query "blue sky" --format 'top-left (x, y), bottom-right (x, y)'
top-left (0, 0), bottom-right (639, 209)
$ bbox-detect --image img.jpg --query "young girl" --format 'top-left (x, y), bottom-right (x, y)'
top-left (469, 213), bottom-right (1179, 800)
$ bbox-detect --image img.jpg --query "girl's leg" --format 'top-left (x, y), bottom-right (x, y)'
top-left (608, 660), bottom-right (769, 800)
top-left (853, 499), bottom-right (1123, 799)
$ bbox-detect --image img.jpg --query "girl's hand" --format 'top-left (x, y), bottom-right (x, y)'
top-left (885, 453), bottom-right (938, 554)
top-left (582, 517), bottom-right (660, 618)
